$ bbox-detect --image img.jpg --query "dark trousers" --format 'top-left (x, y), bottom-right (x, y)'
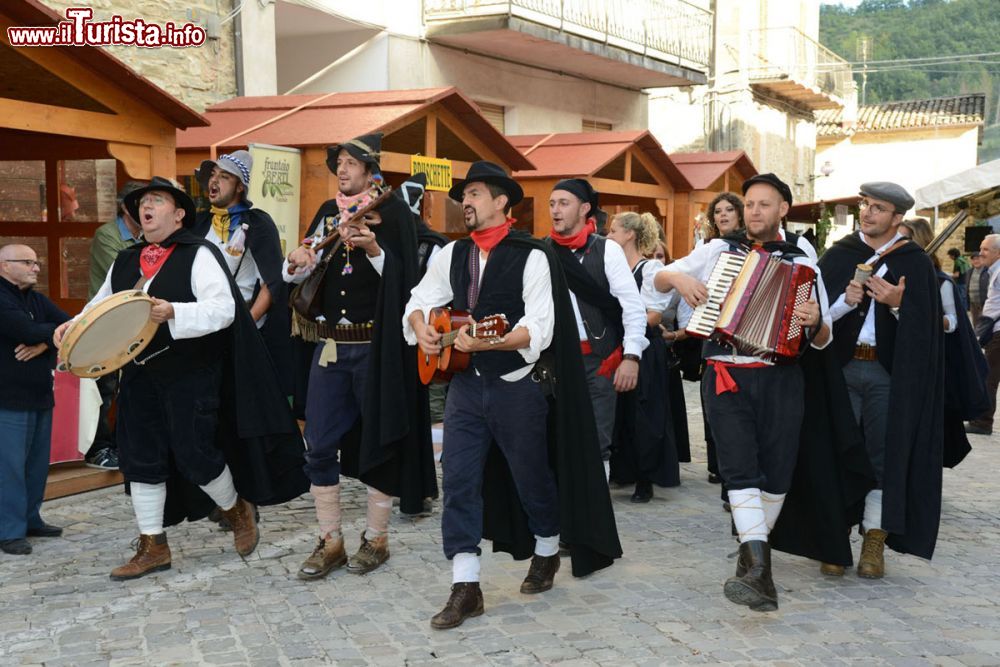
top-left (973, 335), bottom-right (1000, 430)
top-left (702, 364), bottom-right (804, 494)
top-left (303, 342), bottom-right (369, 486)
top-left (116, 362), bottom-right (226, 486)
top-left (842, 358), bottom-right (891, 484)
top-left (0, 408), bottom-right (51, 540)
top-left (441, 371), bottom-right (558, 559)
top-left (583, 352), bottom-right (617, 461)
top-left (87, 373), bottom-right (119, 457)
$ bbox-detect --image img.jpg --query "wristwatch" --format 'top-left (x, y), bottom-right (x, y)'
top-left (622, 353), bottom-right (640, 362)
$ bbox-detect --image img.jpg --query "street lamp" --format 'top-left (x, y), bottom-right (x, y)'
top-left (809, 161), bottom-right (834, 181)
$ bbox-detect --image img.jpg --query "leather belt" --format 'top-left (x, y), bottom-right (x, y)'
top-left (853, 343), bottom-right (878, 361)
top-left (315, 321), bottom-right (374, 343)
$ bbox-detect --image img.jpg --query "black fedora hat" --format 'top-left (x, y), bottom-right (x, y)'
top-left (327, 132), bottom-right (382, 174)
top-left (448, 160), bottom-right (523, 207)
top-left (123, 176), bottom-right (198, 228)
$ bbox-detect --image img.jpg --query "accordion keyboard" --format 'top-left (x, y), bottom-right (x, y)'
top-left (685, 251), bottom-right (746, 338)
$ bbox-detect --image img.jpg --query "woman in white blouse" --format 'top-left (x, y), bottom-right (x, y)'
top-left (606, 212), bottom-right (681, 502)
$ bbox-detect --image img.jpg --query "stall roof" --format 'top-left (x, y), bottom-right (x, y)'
top-left (914, 159), bottom-right (1000, 210)
top-left (507, 130), bottom-right (691, 189)
top-left (786, 196), bottom-right (860, 223)
top-left (3, 0), bottom-right (208, 129)
top-left (670, 150), bottom-right (757, 190)
top-left (176, 87), bottom-right (532, 170)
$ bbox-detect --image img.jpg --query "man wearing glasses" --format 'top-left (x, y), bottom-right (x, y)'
top-left (815, 182), bottom-right (943, 579)
top-left (0, 245), bottom-right (69, 555)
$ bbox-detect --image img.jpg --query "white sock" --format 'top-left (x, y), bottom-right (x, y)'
top-left (452, 552), bottom-right (480, 583)
top-left (863, 489), bottom-right (883, 531)
top-left (131, 482), bottom-right (167, 535)
top-left (534, 534), bottom-right (560, 557)
top-left (199, 466), bottom-right (239, 511)
top-left (728, 488), bottom-right (768, 543)
top-left (761, 492), bottom-right (786, 532)
top-left (603, 461), bottom-right (610, 483)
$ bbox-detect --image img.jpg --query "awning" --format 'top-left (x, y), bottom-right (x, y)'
top-left (913, 159), bottom-right (1000, 210)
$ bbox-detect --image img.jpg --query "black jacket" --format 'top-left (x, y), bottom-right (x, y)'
top-left (0, 277), bottom-right (69, 411)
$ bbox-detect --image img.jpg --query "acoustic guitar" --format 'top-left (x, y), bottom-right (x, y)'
top-left (417, 308), bottom-right (509, 385)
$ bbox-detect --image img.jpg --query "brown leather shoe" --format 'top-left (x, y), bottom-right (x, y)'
top-left (347, 533), bottom-right (389, 574)
top-left (820, 562), bottom-right (846, 576)
top-left (723, 541), bottom-right (778, 612)
top-left (297, 535), bottom-right (347, 580)
top-left (220, 498), bottom-right (260, 557)
top-left (110, 533), bottom-right (171, 581)
top-left (430, 582), bottom-right (484, 630)
top-left (857, 528), bottom-right (888, 579)
top-left (520, 554), bottom-right (560, 594)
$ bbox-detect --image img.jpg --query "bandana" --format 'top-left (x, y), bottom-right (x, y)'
top-left (551, 218), bottom-right (596, 250)
top-left (470, 218), bottom-right (514, 252)
top-left (139, 244), bottom-right (176, 279)
top-left (210, 201), bottom-right (250, 243)
top-left (336, 188), bottom-right (374, 226)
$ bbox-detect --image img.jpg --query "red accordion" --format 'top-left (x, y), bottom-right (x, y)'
top-left (686, 248), bottom-right (816, 362)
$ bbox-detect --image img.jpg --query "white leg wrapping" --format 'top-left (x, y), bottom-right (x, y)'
top-left (761, 492), bottom-right (786, 532)
top-left (452, 552), bottom-right (481, 583)
top-left (863, 489), bottom-right (883, 531)
top-left (199, 465), bottom-right (238, 511)
top-left (131, 482), bottom-right (167, 535)
top-left (534, 534), bottom-right (560, 557)
top-left (728, 488), bottom-right (768, 543)
top-left (603, 461), bottom-right (610, 483)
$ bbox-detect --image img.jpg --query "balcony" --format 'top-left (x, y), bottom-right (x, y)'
top-left (423, 0), bottom-right (712, 89)
top-left (746, 27), bottom-right (852, 111)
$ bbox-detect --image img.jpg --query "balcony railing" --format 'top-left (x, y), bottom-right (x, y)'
top-left (747, 26), bottom-right (852, 102)
top-left (424, 0), bottom-right (713, 70)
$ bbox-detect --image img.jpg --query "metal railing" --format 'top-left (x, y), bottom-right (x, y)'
top-left (424, 0), bottom-right (713, 70)
top-left (746, 26), bottom-right (852, 101)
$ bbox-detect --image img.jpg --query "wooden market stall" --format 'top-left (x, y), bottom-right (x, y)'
top-left (174, 87), bottom-right (533, 239)
top-left (507, 131), bottom-right (692, 249)
top-left (670, 150), bottom-right (758, 258)
top-left (0, 0), bottom-right (209, 498)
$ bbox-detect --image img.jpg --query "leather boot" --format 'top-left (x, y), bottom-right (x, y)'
top-left (723, 541), bottom-right (778, 612)
top-left (297, 535), bottom-right (347, 581)
top-left (110, 533), bottom-right (171, 581)
top-left (857, 528), bottom-right (888, 579)
top-left (347, 533), bottom-right (390, 574)
top-left (220, 498), bottom-right (260, 557)
top-left (630, 480), bottom-right (653, 503)
top-left (430, 582), bottom-right (484, 630)
top-left (820, 562), bottom-right (845, 576)
top-left (520, 554), bottom-right (560, 594)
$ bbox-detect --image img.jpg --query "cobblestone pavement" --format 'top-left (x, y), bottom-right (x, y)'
top-left (3, 381), bottom-right (1000, 666)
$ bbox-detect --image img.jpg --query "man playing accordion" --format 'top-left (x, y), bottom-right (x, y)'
top-left (654, 173), bottom-right (832, 612)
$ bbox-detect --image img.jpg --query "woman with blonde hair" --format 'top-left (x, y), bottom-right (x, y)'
top-left (606, 211), bottom-right (680, 502)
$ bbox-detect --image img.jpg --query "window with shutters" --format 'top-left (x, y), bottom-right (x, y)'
top-left (582, 119), bottom-right (613, 132)
top-left (476, 102), bottom-right (506, 133)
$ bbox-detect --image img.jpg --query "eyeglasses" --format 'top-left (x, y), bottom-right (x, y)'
top-left (859, 200), bottom-right (891, 215)
top-left (139, 193), bottom-right (170, 207)
top-left (2, 259), bottom-right (42, 268)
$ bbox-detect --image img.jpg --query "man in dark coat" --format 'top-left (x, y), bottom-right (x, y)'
top-left (813, 181), bottom-right (943, 578)
top-left (405, 161), bottom-right (620, 630)
top-left (284, 133), bottom-right (436, 581)
top-left (55, 177), bottom-right (307, 580)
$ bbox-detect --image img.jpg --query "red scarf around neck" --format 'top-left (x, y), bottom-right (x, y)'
top-left (551, 218), bottom-right (596, 250)
top-left (470, 218), bottom-right (514, 252)
top-left (140, 244), bottom-right (176, 279)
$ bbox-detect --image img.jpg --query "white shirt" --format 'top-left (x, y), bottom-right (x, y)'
top-left (569, 239), bottom-right (649, 357)
top-left (86, 246), bottom-right (235, 340)
top-left (205, 225), bottom-right (265, 328)
top-left (781, 229), bottom-right (819, 263)
top-left (403, 242), bottom-right (554, 381)
top-left (633, 258), bottom-right (670, 313)
top-left (940, 281), bottom-right (957, 334)
top-left (982, 261), bottom-right (1000, 333)
top-left (828, 232), bottom-right (904, 345)
top-left (658, 237), bottom-right (833, 364)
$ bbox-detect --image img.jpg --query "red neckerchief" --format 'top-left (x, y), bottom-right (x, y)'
top-left (139, 244), bottom-right (176, 279)
top-left (551, 218), bottom-right (596, 249)
top-left (470, 217), bottom-right (514, 253)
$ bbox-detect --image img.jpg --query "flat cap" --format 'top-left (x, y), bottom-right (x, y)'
top-left (742, 173), bottom-right (793, 206)
top-left (859, 181), bottom-right (914, 213)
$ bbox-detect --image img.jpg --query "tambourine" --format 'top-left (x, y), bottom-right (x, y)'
top-left (57, 290), bottom-right (160, 378)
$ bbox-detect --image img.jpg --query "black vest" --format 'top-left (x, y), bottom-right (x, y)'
top-left (321, 245), bottom-right (380, 323)
top-left (450, 239), bottom-right (531, 378)
top-left (111, 243), bottom-right (227, 375)
top-left (576, 236), bottom-right (623, 358)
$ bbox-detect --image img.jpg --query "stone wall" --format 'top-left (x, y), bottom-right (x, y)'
top-left (37, 0), bottom-right (239, 112)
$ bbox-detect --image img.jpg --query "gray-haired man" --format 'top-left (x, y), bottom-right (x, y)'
top-left (967, 234), bottom-right (1000, 435)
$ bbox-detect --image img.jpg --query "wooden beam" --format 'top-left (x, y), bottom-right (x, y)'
top-left (589, 177), bottom-right (666, 200)
top-left (107, 142), bottom-right (151, 180)
top-left (628, 147), bottom-right (676, 194)
top-left (0, 98), bottom-right (171, 147)
top-left (434, 106), bottom-right (506, 166)
top-left (425, 111), bottom-right (438, 157)
top-left (624, 150), bottom-right (632, 183)
top-left (299, 147), bottom-right (329, 238)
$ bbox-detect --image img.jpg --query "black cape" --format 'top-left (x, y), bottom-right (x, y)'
top-left (193, 208), bottom-right (294, 395)
top-left (121, 228), bottom-right (309, 526)
top-left (817, 233), bottom-right (943, 559)
top-left (294, 196), bottom-right (437, 514)
top-left (479, 232), bottom-right (623, 577)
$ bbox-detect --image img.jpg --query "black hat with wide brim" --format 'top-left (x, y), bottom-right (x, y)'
top-left (327, 132), bottom-right (383, 174)
top-left (448, 160), bottom-right (523, 208)
top-left (123, 176), bottom-right (198, 228)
